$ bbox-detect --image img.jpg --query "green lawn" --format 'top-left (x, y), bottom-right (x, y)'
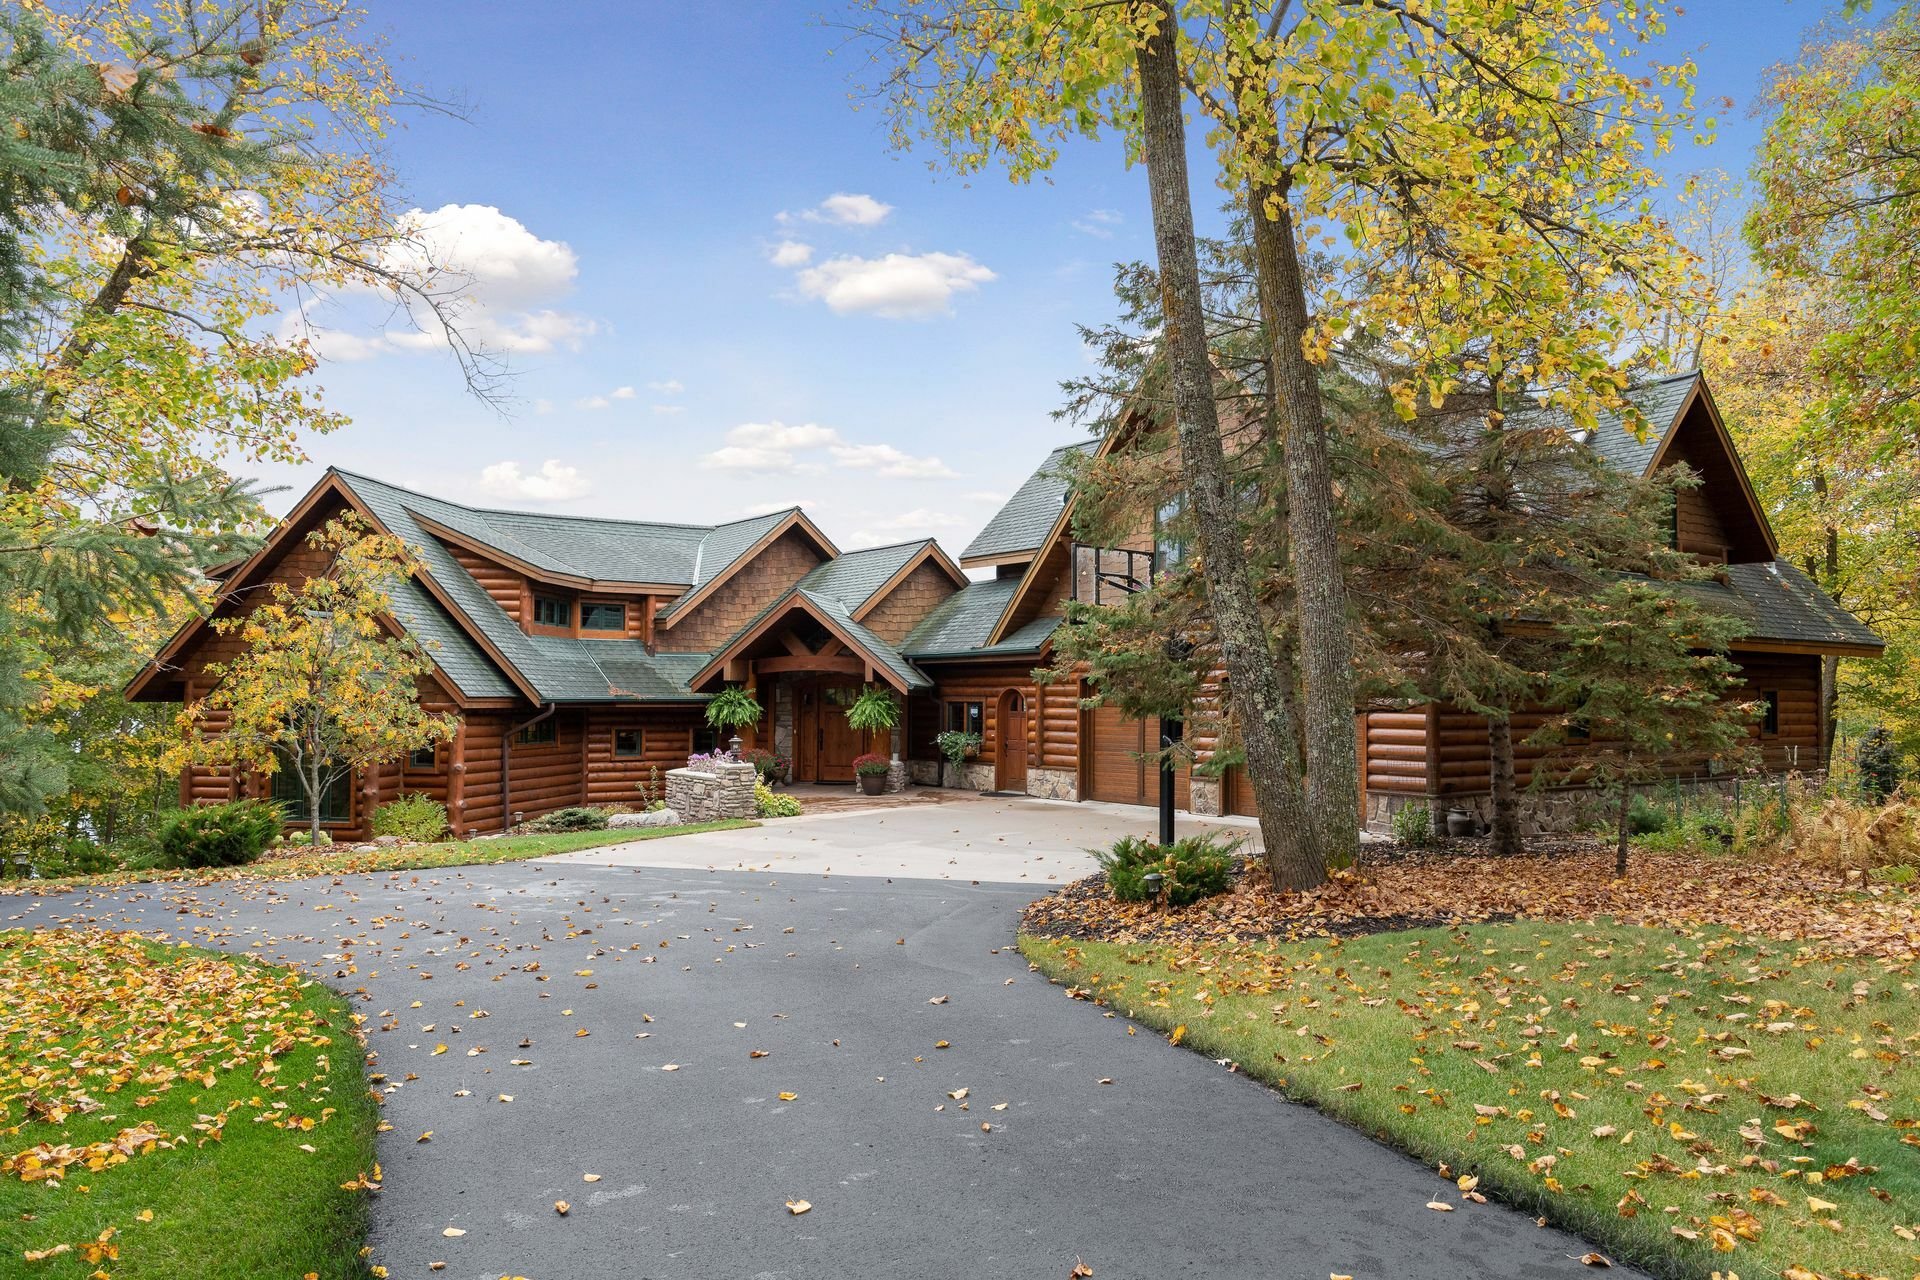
top-left (1, 929), bottom-right (379, 1278)
top-left (1023, 922), bottom-right (1918, 1280)
top-left (2, 819), bottom-right (758, 893)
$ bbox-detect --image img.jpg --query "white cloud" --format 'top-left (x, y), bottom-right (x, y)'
top-left (1072, 208), bottom-right (1124, 238)
top-left (533, 398), bottom-right (555, 415)
top-left (845, 508), bottom-right (967, 549)
top-left (573, 384), bottom-right (637, 411)
top-left (651, 404), bottom-right (685, 415)
top-left (793, 251), bottom-right (995, 319)
top-left (477, 459), bottom-right (591, 503)
top-left (768, 239), bottom-right (814, 267)
top-left (828, 442), bottom-right (958, 479)
top-left (647, 378), bottom-right (684, 394)
top-left (781, 192), bottom-right (893, 226)
top-left (699, 421), bottom-right (954, 479)
top-left (282, 203), bottom-right (595, 361)
top-left (742, 499), bottom-right (817, 516)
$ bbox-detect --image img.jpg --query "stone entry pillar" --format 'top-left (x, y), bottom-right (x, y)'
top-left (666, 760), bottom-right (758, 822)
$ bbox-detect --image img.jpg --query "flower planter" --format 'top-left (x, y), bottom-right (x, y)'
top-left (858, 773), bottom-right (887, 796)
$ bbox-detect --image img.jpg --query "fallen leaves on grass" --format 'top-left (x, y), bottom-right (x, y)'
top-left (1022, 846), bottom-right (1920, 960)
top-left (1, 929), bottom-right (340, 1184)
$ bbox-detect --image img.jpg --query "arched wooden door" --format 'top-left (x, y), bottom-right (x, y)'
top-left (996, 688), bottom-right (1028, 793)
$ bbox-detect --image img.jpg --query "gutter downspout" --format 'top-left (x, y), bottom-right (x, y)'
top-left (502, 703), bottom-right (556, 830)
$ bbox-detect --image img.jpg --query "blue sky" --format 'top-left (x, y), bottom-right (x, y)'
top-left (262, 0), bottom-right (1846, 553)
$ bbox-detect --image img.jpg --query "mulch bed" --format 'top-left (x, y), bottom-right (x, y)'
top-left (1021, 840), bottom-right (1920, 960)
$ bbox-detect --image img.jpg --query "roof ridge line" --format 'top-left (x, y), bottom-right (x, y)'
top-left (332, 467), bottom-right (724, 535)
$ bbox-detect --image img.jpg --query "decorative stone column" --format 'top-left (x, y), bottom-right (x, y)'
top-left (665, 760), bottom-right (759, 822)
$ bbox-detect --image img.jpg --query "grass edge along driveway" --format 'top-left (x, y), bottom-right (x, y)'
top-left (0, 818), bottom-right (759, 895)
top-left (1021, 921), bottom-right (1917, 1280)
top-left (2, 928), bottom-right (380, 1280)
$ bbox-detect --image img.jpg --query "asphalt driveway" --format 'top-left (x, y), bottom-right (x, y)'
top-left (5, 821), bottom-right (1638, 1279)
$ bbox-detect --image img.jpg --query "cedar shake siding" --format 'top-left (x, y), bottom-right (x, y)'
top-left (127, 369), bottom-right (1879, 836)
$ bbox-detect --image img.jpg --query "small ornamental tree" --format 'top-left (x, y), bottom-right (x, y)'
top-left (177, 515), bottom-right (455, 845)
top-left (1530, 582), bottom-right (1755, 878)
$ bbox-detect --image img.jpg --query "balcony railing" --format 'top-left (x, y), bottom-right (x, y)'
top-left (1069, 543), bottom-right (1158, 606)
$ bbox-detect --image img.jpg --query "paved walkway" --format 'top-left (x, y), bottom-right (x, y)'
top-left (4, 819), bottom-right (1638, 1279)
top-left (544, 791), bottom-right (1263, 883)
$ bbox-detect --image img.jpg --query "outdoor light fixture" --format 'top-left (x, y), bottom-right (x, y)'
top-left (511, 811), bottom-right (525, 827)
top-left (1143, 871), bottom-right (1165, 904)
top-left (728, 735), bottom-right (743, 757)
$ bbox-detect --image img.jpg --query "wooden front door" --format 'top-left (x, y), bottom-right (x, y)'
top-left (797, 679), bottom-right (865, 784)
top-left (996, 689), bottom-right (1028, 793)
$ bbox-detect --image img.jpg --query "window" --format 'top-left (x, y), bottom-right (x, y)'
top-left (945, 701), bottom-right (984, 739)
top-left (581, 601), bottom-right (625, 632)
top-left (1760, 690), bottom-right (1780, 737)
top-left (271, 759), bottom-right (352, 824)
top-left (408, 744), bottom-right (438, 769)
top-left (1154, 495), bottom-right (1187, 570)
top-left (692, 725), bottom-right (718, 756)
top-left (517, 719), bottom-right (557, 746)
top-left (533, 595), bottom-right (570, 628)
top-left (613, 728), bottom-right (643, 758)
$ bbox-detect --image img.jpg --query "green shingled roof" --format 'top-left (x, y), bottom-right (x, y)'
top-left (961, 443), bottom-right (1085, 562)
top-left (797, 588), bottom-right (931, 690)
top-left (898, 575), bottom-right (1063, 660)
top-left (1693, 561), bottom-right (1884, 653)
top-left (1504, 371), bottom-right (1699, 478)
top-left (336, 470), bottom-right (718, 704)
top-left (795, 540), bottom-right (931, 613)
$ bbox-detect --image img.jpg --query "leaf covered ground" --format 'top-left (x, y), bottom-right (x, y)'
top-left (1022, 922), bottom-right (1919, 1280)
top-left (0, 819), bottom-right (757, 896)
top-left (1, 928), bottom-right (378, 1278)
top-left (1022, 845), bottom-right (1920, 962)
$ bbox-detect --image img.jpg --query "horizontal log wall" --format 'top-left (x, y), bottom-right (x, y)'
top-left (446, 541), bottom-right (528, 624)
top-left (580, 707), bottom-right (704, 807)
top-left (910, 662), bottom-right (1076, 771)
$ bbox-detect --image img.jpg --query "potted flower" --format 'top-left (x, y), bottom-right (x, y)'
top-left (740, 746), bottom-right (789, 787)
top-left (853, 752), bottom-right (892, 796)
top-left (844, 686), bottom-right (902, 759)
top-left (704, 685), bottom-right (763, 753)
top-left (934, 729), bottom-right (982, 789)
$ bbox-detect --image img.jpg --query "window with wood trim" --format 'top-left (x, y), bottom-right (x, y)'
top-left (271, 757), bottom-right (352, 823)
top-left (1760, 690), bottom-right (1780, 737)
top-left (533, 595), bottom-right (570, 627)
top-left (945, 700), bottom-right (983, 739)
top-left (613, 728), bottom-right (643, 758)
top-left (407, 744), bottom-right (438, 769)
top-left (517, 719), bottom-right (557, 746)
top-left (581, 601), bottom-right (626, 632)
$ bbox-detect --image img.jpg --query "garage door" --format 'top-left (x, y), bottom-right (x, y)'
top-left (1224, 766), bottom-right (1256, 817)
top-left (1084, 704), bottom-right (1190, 809)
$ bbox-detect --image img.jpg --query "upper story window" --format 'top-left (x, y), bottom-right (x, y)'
top-left (580, 601), bottom-right (626, 632)
top-left (1155, 495), bottom-right (1187, 570)
top-left (533, 594), bottom-right (570, 628)
top-left (517, 719), bottom-right (557, 746)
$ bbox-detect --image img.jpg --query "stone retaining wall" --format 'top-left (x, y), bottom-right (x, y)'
top-left (666, 760), bottom-right (758, 822)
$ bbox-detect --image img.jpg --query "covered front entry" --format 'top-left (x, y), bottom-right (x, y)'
top-left (794, 678), bottom-right (869, 784)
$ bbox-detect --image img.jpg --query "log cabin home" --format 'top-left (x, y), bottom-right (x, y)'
top-left (128, 369), bottom-right (1880, 839)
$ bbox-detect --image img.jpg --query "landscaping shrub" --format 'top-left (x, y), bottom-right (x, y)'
top-left (524, 806), bottom-right (611, 833)
top-left (852, 752), bottom-right (891, 778)
top-left (1857, 726), bottom-right (1903, 801)
top-left (158, 799), bottom-right (284, 869)
top-left (1625, 792), bottom-right (1670, 835)
top-left (739, 748), bottom-right (789, 784)
top-left (755, 781), bottom-right (802, 818)
top-left (1095, 830), bottom-right (1238, 907)
top-left (372, 793), bottom-right (448, 842)
top-left (282, 829), bottom-right (332, 848)
top-left (1629, 801), bottom-right (1736, 854)
top-left (1389, 802), bottom-right (1433, 847)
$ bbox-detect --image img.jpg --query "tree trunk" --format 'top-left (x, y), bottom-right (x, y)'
top-left (1487, 712), bottom-right (1522, 855)
top-left (1244, 183), bottom-right (1359, 868)
top-left (1614, 785), bottom-right (1633, 879)
top-left (306, 758), bottom-right (324, 846)
top-left (1133, 0), bottom-right (1324, 889)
